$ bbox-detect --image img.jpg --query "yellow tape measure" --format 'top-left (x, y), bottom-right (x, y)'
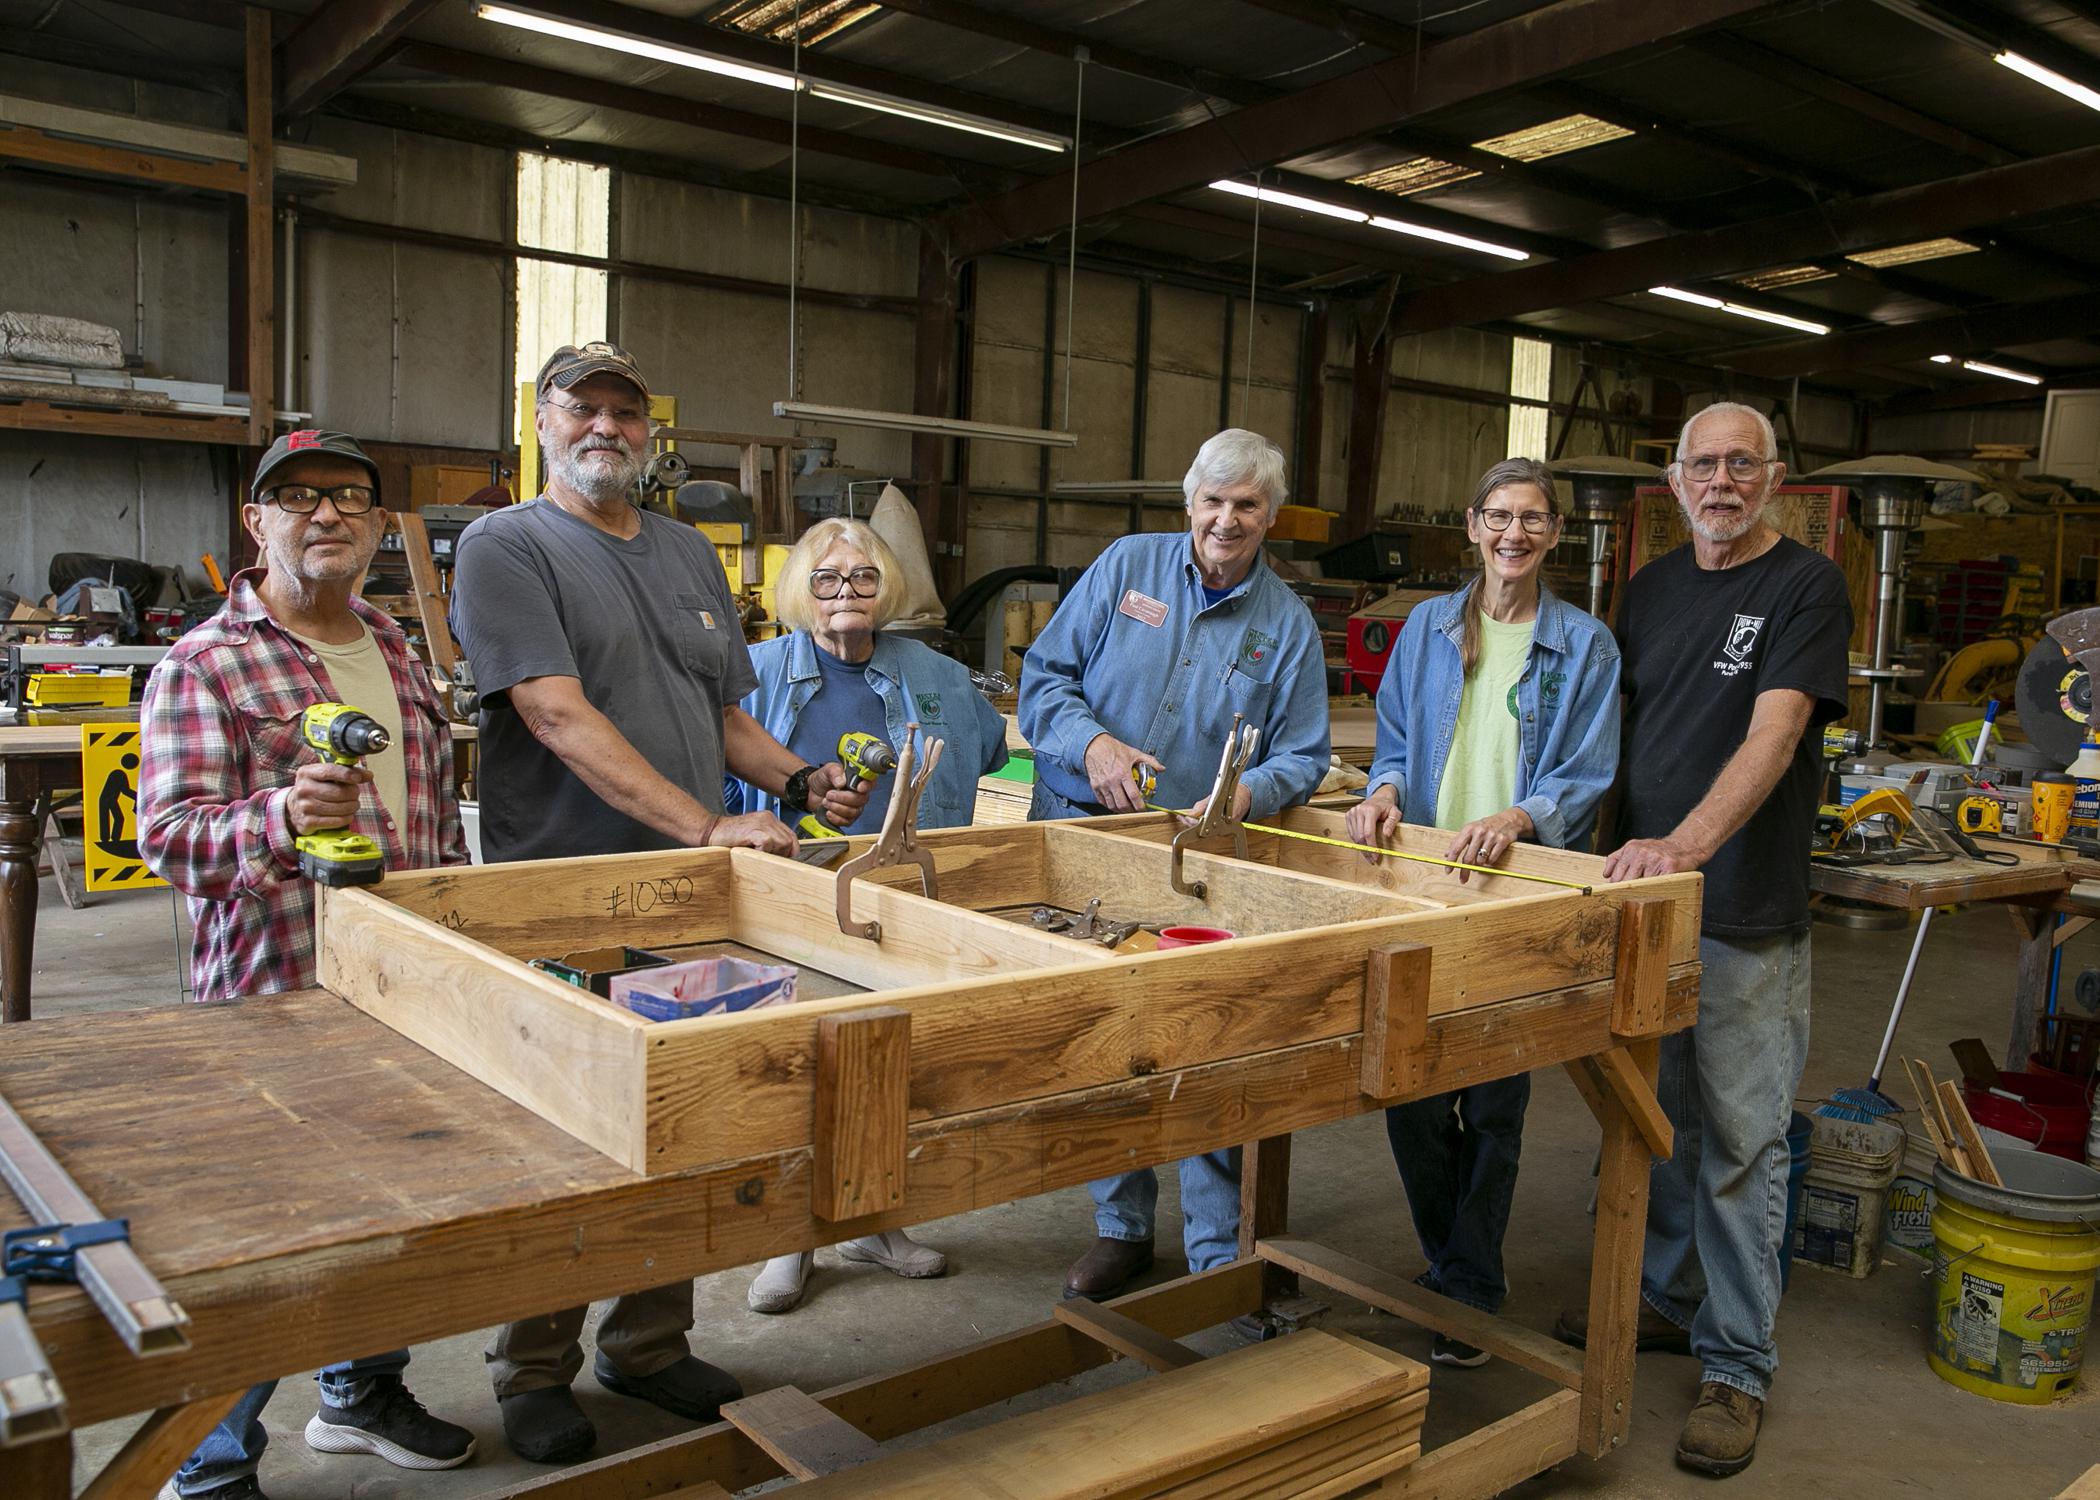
top-left (1140, 801), bottom-right (1593, 894)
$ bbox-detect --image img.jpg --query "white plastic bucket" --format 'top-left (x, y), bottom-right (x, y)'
top-left (1793, 1115), bottom-right (1905, 1278)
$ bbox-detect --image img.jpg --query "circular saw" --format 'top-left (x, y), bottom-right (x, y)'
top-left (2017, 606), bottom-right (2100, 766)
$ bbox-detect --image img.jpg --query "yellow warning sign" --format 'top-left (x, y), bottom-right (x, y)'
top-left (82, 726), bottom-right (167, 893)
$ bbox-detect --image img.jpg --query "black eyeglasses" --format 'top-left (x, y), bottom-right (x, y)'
top-left (810, 567), bottom-right (881, 599)
top-left (1474, 507), bottom-right (1558, 535)
top-left (1678, 453), bottom-right (1776, 482)
top-left (265, 484), bottom-right (377, 515)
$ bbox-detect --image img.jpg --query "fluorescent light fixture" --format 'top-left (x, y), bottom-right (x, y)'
top-left (1209, 180), bottom-right (1368, 223)
top-left (807, 84), bottom-right (1068, 152)
top-left (1649, 286), bottom-right (1830, 335)
top-left (1996, 51), bottom-right (2100, 113)
top-left (1368, 215), bottom-right (1527, 260)
top-left (774, 401), bottom-right (1076, 447)
top-left (1848, 237), bottom-right (1977, 268)
top-left (476, 3), bottom-right (797, 89)
top-left (1951, 357), bottom-right (2043, 385)
top-left (476, 2), bottom-right (1068, 151)
top-left (1931, 354), bottom-right (1955, 363)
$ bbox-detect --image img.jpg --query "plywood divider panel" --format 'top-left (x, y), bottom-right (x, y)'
top-left (375, 847), bottom-right (741, 958)
top-left (1041, 822), bottom-right (1440, 931)
top-left (320, 888), bottom-right (651, 1169)
top-left (726, 849), bottom-right (1106, 990)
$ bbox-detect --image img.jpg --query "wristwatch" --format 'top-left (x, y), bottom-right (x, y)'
top-left (782, 764), bottom-right (821, 813)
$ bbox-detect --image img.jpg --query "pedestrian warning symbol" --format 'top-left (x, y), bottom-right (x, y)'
top-left (81, 726), bottom-right (167, 893)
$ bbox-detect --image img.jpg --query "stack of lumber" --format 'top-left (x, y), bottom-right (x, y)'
top-left (769, 1329), bottom-right (1428, 1499)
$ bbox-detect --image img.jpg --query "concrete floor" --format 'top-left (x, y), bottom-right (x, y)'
top-left (28, 872), bottom-right (2100, 1498)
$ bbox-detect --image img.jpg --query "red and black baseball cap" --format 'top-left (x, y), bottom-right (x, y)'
top-left (536, 341), bottom-right (651, 401)
top-left (251, 429), bottom-right (381, 500)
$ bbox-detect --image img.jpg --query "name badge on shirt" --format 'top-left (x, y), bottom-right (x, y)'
top-left (1118, 589), bottom-right (1168, 628)
top-left (699, 610), bottom-right (717, 629)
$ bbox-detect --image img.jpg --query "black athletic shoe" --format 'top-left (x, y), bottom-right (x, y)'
top-left (305, 1376), bottom-right (476, 1470)
top-left (498, 1385), bottom-right (597, 1465)
top-left (593, 1352), bottom-right (743, 1422)
top-left (1431, 1334), bottom-right (1491, 1368)
top-left (158, 1479), bottom-right (268, 1500)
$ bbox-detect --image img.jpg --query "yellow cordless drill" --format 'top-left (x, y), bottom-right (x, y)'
top-left (294, 703), bottom-right (390, 887)
top-left (796, 730), bottom-right (899, 839)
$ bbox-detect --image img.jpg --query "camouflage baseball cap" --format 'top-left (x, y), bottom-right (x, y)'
top-left (536, 341), bottom-right (650, 401)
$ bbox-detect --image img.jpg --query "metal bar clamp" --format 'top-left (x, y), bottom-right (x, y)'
top-left (1170, 715), bottom-right (1260, 900)
top-left (0, 1271), bottom-right (66, 1446)
top-left (835, 724), bottom-right (944, 942)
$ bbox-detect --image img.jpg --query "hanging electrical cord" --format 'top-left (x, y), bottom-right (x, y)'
top-left (1059, 46), bottom-right (1088, 433)
top-left (1240, 168), bottom-right (1260, 427)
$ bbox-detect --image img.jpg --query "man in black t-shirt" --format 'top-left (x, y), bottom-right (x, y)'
top-left (1554, 402), bottom-right (1850, 1478)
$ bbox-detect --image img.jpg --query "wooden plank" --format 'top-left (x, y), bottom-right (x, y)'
top-left (1611, 896), bottom-right (1671, 1038)
top-left (242, 7), bottom-right (274, 447)
top-left (1361, 944), bottom-right (1431, 1099)
top-left (1939, 1079), bottom-right (2003, 1187)
top-left (0, 403), bottom-right (250, 445)
top-left (813, 1007), bottom-right (910, 1221)
top-left (1578, 1037), bottom-right (1657, 1458)
top-left (1371, 1389), bottom-right (1580, 1498)
top-left (720, 1385), bottom-right (877, 1480)
top-left (1238, 1133), bottom-right (1293, 1298)
top-left (318, 887), bottom-right (653, 1170)
top-left (510, 1264), bottom-right (1266, 1500)
top-left (0, 125), bottom-right (246, 192)
top-left (2056, 1462), bottom-right (2100, 1500)
top-left (0, 1430), bottom-right (70, 1500)
top-left (1052, 1298), bottom-right (1204, 1372)
top-left (1587, 1047), bottom-right (1672, 1160)
top-left (1257, 1236), bottom-right (1584, 1392)
top-left (77, 1391), bottom-right (242, 1500)
top-left (1808, 842), bottom-right (2097, 910)
top-left (390, 511), bottom-right (461, 678)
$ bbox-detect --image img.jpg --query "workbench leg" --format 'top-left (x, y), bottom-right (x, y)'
top-left (0, 1430), bottom-right (72, 1500)
top-left (1578, 1039), bottom-right (1658, 1460)
top-left (1238, 1134), bottom-right (1297, 1301)
top-left (77, 1390), bottom-right (243, 1500)
top-left (2005, 905), bottom-right (2053, 1072)
top-left (0, 799), bottom-right (43, 1023)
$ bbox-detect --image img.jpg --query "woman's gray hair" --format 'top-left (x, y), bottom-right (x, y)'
top-left (775, 517), bottom-right (906, 634)
top-left (1677, 401), bottom-right (1776, 462)
top-left (1183, 429), bottom-right (1289, 517)
top-left (1467, 456), bottom-right (1563, 515)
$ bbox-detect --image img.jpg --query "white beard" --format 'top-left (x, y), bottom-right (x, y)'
top-left (548, 436), bottom-right (640, 503)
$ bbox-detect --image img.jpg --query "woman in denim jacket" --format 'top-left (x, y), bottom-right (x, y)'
top-left (1344, 456), bottom-right (1621, 1365)
top-left (729, 515), bottom-right (1008, 1312)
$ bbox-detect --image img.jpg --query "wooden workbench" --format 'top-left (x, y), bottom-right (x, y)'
top-left (0, 817), bottom-right (1697, 1498)
top-left (1809, 838), bottom-right (2100, 1068)
top-left (0, 722), bottom-right (478, 1024)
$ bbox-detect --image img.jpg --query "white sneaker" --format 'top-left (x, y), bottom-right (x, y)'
top-left (837, 1230), bottom-right (947, 1279)
top-left (747, 1250), bottom-right (814, 1313)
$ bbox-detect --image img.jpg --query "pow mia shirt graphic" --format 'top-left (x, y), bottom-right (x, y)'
top-left (1717, 613), bottom-right (1766, 675)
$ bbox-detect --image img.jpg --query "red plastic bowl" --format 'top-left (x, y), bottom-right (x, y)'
top-left (1158, 925), bottom-right (1236, 948)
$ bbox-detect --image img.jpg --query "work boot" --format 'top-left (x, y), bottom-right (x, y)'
top-left (838, 1230), bottom-right (947, 1278)
top-left (1062, 1236), bottom-right (1155, 1300)
top-left (1675, 1381), bottom-right (1763, 1476)
top-left (593, 1352), bottom-right (743, 1422)
top-left (304, 1375), bottom-right (476, 1469)
top-left (748, 1250), bottom-right (815, 1313)
top-left (497, 1386), bottom-right (595, 1465)
top-left (1552, 1299), bottom-right (1691, 1354)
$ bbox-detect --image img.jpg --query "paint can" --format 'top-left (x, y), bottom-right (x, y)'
top-left (1930, 1151), bottom-right (2100, 1403)
top-left (1793, 1114), bottom-right (1904, 1279)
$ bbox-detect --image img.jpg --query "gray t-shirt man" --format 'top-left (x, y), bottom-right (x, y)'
top-left (451, 497), bottom-right (755, 861)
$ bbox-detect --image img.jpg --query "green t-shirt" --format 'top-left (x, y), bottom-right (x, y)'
top-left (1433, 611), bottom-right (1533, 832)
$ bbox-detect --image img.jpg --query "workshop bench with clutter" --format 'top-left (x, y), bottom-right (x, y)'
top-left (0, 780), bottom-right (1699, 1499)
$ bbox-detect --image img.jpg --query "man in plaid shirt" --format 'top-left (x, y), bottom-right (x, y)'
top-left (137, 429), bottom-right (475, 1499)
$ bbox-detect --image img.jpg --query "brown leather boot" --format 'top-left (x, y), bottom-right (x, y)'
top-left (1062, 1237), bottom-right (1154, 1300)
top-left (1675, 1381), bottom-right (1762, 1476)
top-left (1551, 1300), bottom-right (1692, 1354)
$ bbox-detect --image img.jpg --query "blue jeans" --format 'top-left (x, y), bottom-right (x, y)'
top-left (174, 1351), bottom-right (410, 1495)
top-left (1090, 1150), bottom-right (1242, 1273)
top-left (1384, 1074), bottom-right (1531, 1313)
top-left (1643, 928), bottom-right (1812, 1401)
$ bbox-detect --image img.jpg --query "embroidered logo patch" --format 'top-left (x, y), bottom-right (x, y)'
top-left (1540, 669), bottom-right (1564, 709)
top-left (1239, 627), bottom-right (1278, 668)
top-left (1714, 613), bottom-right (1766, 678)
top-left (1118, 589), bottom-right (1168, 628)
top-left (915, 692), bottom-right (942, 720)
top-left (286, 429), bottom-right (322, 450)
top-left (699, 610), bottom-right (716, 630)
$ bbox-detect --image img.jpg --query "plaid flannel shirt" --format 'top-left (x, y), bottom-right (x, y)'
top-left (139, 570), bottom-right (467, 1001)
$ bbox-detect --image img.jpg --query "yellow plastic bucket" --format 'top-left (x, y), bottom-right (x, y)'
top-left (1929, 1151), bottom-right (2100, 1403)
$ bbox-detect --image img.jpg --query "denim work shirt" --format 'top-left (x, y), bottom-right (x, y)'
top-left (1365, 585), bottom-right (1621, 850)
top-left (728, 630), bottom-right (1008, 830)
top-left (1019, 532), bottom-right (1330, 819)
